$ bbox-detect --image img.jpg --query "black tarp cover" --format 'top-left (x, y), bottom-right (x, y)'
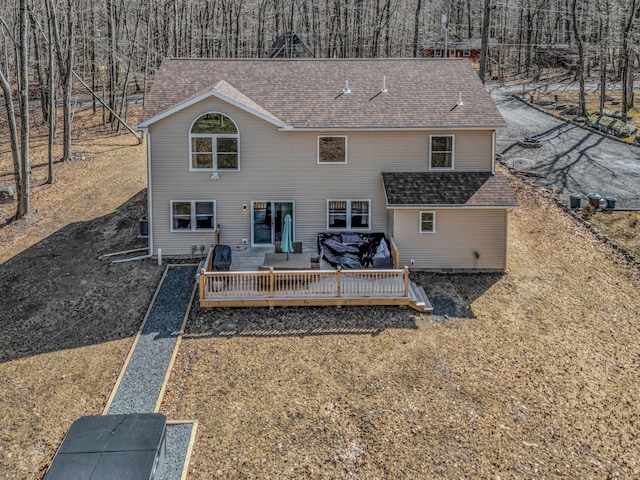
top-left (317, 232), bottom-right (391, 269)
top-left (212, 245), bottom-right (232, 270)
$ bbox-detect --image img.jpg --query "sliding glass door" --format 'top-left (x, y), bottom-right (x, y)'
top-left (251, 201), bottom-right (294, 245)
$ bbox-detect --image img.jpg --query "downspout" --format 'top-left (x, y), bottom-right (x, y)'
top-left (146, 130), bottom-right (154, 256)
top-left (491, 130), bottom-right (496, 175)
top-left (504, 209), bottom-right (509, 272)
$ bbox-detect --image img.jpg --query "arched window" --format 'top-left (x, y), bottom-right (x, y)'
top-left (190, 112), bottom-right (239, 170)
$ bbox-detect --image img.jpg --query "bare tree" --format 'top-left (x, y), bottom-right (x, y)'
top-left (620, 0), bottom-right (640, 120)
top-left (478, 0), bottom-right (491, 83)
top-left (50, 0), bottom-right (75, 161)
top-left (412, 0), bottom-right (422, 57)
top-left (571, 0), bottom-right (586, 117)
top-left (17, 0), bottom-right (30, 217)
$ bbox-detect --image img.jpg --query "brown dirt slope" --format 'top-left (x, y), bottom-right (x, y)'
top-left (0, 109), bottom-right (164, 479)
top-left (161, 169), bottom-right (640, 479)
top-left (588, 210), bottom-right (640, 260)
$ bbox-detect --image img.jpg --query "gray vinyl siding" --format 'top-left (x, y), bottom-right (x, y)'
top-left (392, 209), bottom-right (508, 271)
top-left (148, 97), bottom-right (496, 256)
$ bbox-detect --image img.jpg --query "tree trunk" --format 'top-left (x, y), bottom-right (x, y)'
top-left (0, 68), bottom-right (23, 218)
top-left (570, 0), bottom-right (586, 117)
top-left (47, 0), bottom-right (56, 184)
top-left (412, 0), bottom-right (422, 58)
top-left (479, 0), bottom-right (491, 83)
top-left (18, 0), bottom-right (30, 218)
top-left (621, 0), bottom-right (639, 121)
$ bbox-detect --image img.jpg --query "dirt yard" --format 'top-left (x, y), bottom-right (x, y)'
top-left (0, 108), bottom-right (164, 479)
top-left (588, 210), bottom-right (640, 260)
top-left (2, 104), bottom-right (640, 479)
top-left (161, 171), bottom-right (640, 479)
top-left (526, 88), bottom-right (640, 143)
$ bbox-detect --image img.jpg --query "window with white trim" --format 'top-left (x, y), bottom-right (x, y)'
top-left (429, 135), bottom-right (454, 169)
top-left (420, 211), bottom-right (435, 233)
top-left (327, 200), bottom-right (370, 230)
top-left (190, 113), bottom-right (239, 171)
top-left (318, 136), bottom-right (347, 163)
top-left (171, 201), bottom-right (216, 231)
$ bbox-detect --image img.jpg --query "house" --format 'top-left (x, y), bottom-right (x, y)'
top-left (423, 36), bottom-right (499, 64)
top-left (267, 32), bottom-right (313, 58)
top-left (137, 58), bottom-right (517, 272)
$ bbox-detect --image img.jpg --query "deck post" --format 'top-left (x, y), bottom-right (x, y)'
top-left (404, 266), bottom-right (409, 297)
top-left (200, 269), bottom-right (206, 302)
top-left (337, 266), bottom-right (342, 297)
top-left (269, 267), bottom-right (275, 297)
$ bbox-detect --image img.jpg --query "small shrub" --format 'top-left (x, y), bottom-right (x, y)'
top-left (582, 204), bottom-right (596, 217)
top-left (630, 212), bottom-right (639, 228)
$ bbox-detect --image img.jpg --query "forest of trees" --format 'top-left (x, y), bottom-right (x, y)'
top-left (1, 0), bottom-right (639, 219)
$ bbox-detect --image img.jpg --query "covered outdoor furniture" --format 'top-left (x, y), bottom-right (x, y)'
top-left (317, 232), bottom-right (393, 269)
top-left (212, 244), bottom-right (232, 271)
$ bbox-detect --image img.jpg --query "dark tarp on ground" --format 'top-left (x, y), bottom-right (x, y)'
top-left (212, 245), bottom-right (232, 271)
top-left (317, 232), bottom-right (392, 269)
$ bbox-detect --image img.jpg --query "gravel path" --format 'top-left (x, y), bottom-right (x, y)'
top-left (108, 265), bottom-right (197, 415)
top-left (489, 85), bottom-right (640, 208)
top-left (160, 423), bottom-right (194, 480)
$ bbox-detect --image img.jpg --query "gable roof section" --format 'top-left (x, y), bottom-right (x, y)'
top-left (138, 79), bottom-right (286, 129)
top-left (139, 58), bottom-right (506, 130)
top-left (381, 172), bottom-right (518, 208)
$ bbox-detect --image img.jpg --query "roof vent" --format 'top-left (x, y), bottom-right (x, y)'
top-left (450, 92), bottom-right (463, 112)
top-left (334, 80), bottom-right (351, 100)
top-left (369, 76), bottom-right (388, 102)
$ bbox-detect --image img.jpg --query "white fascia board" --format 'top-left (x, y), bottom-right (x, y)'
top-left (279, 125), bottom-right (507, 132)
top-left (137, 89), bottom-right (287, 129)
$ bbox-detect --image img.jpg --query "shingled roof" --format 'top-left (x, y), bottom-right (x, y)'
top-left (139, 58), bottom-right (506, 130)
top-left (381, 172), bottom-right (518, 207)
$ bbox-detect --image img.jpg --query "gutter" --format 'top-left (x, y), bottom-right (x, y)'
top-left (385, 204), bottom-right (519, 209)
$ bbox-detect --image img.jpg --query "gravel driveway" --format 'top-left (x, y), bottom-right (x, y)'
top-left (490, 85), bottom-right (640, 208)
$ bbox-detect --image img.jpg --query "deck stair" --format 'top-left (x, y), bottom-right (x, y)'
top-left (408, 280), bottom-right (433, 313)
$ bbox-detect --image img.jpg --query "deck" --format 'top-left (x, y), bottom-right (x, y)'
top-left (198, 245), bottom-right (432, 312)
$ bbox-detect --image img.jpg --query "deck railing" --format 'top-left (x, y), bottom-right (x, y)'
top-left (200, 266), bottom-right (409, 300)
top-left (390, 237), bottom-right (400, 269)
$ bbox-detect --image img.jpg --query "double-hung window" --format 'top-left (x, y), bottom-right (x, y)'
top-left (429, 135), bottom-right (454, 170)
top-left (190, 113), bottom-right (239, 171)
top-left (327, 200), bottom-right (370, 230)
top-left (171, 201), bottom-right (216, 232)
top-left (419, 211), bottom-right (436, 233)
top-left (318, 136), bottom-right (347, 163)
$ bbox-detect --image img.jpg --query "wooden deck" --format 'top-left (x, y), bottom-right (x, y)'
top-left (198, 247), bottom-right (431, 312)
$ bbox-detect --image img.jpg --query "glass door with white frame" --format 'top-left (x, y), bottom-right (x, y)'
top-left (251, 201), bottom-right (294, 245)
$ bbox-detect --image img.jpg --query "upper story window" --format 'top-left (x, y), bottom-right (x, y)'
top-left (190, 113), bottom-right (239, 171)
top-left (429, 135), bottom-right (454, 170)
top-left (318, 136), bottom-right (347, 163)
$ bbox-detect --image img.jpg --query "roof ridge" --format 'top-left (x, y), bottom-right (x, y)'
top-left (163, 57), bottom-right (466, 62)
